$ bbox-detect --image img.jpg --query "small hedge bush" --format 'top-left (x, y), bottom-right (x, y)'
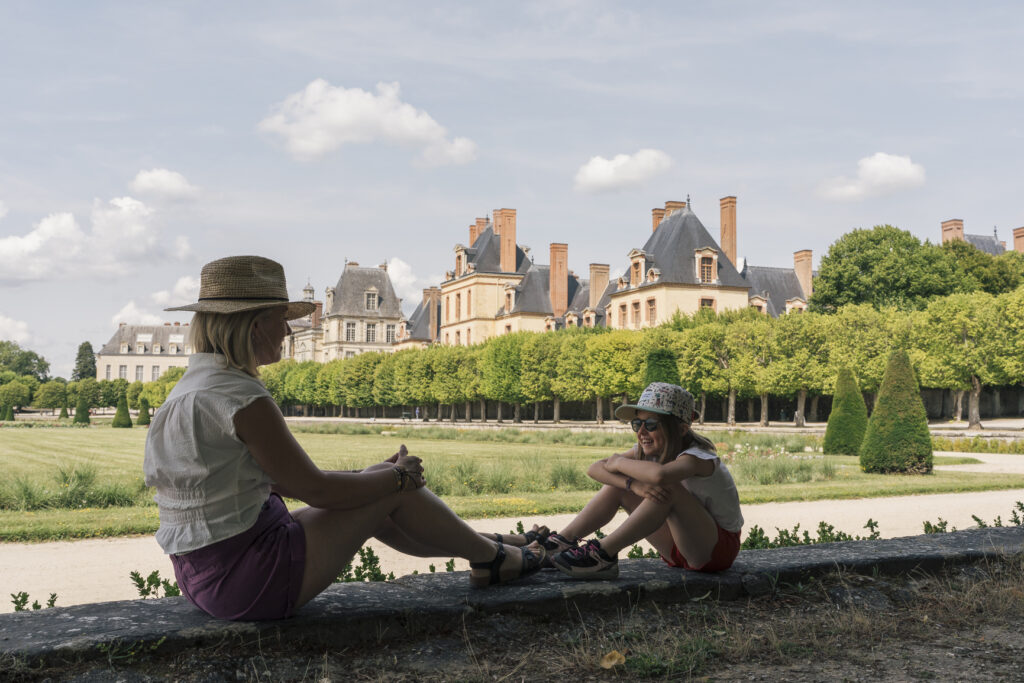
top-left (137, 397), bottom-right (151, 426)
top-left (111, 394), bottom-right (133, 428)
top-left (823, 366), bottom-right (868, 455)
top-left (73, 395), bottom-right (90, 425)
top-left (859, 349), bottom-right (933, 474)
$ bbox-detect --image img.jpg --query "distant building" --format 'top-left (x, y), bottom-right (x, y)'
top-left (282, 262), bottom-right (404, 362)
top-left (96, 322), bottom-right (191, 382)
top-left (394, 287), bottom-right (441, 350)
top-left (940, 218), bottom-right (1024, 257)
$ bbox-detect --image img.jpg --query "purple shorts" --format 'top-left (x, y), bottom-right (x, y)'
top-left (170, 494), bottom-right (306, 620)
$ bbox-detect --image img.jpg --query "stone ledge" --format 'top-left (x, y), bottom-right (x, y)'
top-left (2, 527), bottom-right (1021, 667)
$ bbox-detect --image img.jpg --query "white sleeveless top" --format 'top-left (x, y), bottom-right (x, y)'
top-left (676, 446), bottom-right (744, 533)
top-left (143, 353), bottom-right (274, 555)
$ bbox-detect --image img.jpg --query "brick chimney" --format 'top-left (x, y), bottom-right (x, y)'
top-left (492, 209), bottom-right (504, 236)
top-left (499, 208), bottom-right (517, 272)
top-left (469, 223), bottom-right (479, 245)
top-left (941, 219), bottom-right (964, 244)
top-left (549, 243), bottom-right (568, 318)
top-left (589, 263), bottom-right (610, 308)
top-left (1014, 227), bottom-right (1024, 253)
top-left (720, 196), bottom-right (737, 265)
top-left (423, 287), bottom-right (441, 341)
top-left (652, 208), bottom-right (666, 232)
top-left (794, 250), bottom-right (813, 300)
top-left (379, 263), bottom-right (387, 271)
top-left (664, 200), bottom-right (686, 218)
top-left (312, 302), bottom-right (323, 328)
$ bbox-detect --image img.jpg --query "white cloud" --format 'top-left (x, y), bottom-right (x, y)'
top-left (386, 257), bottom-right (443, 315)
top-left (0, 314), bottom-right (30, 343)
top-left (129, 168), bottom-right (200, 200)
top-left (173, 235), bottom-right (192, 260)
top-left (111, 301), bottom-right (164, 327)
top-left (151, 276), bottom-right (200, 307)
top-left (0, 196), bottom-right (172, 284)
top-left (573, 148), bottom-right (673, 193)
top-left (820, 152), bottom-right (926, 201)
top-left (259, 79), bottom-right (477, 165)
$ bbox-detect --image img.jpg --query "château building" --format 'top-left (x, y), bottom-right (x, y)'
top-left (95, 322), bottom-right (191, 382)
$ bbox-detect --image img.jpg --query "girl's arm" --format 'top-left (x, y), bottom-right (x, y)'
top-left (605, 451), bottom-right (714, 486)
top-left (235, 397), bottom-right (421, 509)
top-left (586, 444), bottom-right (640, 488)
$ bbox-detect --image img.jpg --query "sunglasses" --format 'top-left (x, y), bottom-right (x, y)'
top-left (630, 418), bottom-right (661, 433)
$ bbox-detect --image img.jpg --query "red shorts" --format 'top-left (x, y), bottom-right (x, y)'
top-left (661, 524), bottom-right (741, 572)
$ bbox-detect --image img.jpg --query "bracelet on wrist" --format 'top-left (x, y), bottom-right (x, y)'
top-left (393, 466), bottom-right (408, 492)
top-left (625, 477), bottom-right (634, 492)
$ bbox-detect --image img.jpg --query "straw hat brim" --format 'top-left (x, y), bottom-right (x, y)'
top-left (166, 299), bottom-right (316, 320)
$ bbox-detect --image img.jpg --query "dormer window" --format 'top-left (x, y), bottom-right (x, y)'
top-left (168, 343), bottom-right (178, 354)
top-left (628, 249), bottom-right (647, 287)
top-left (505, 291), bottom-right (513, 312)
top-left (120, 342), bottom-right (129, 354)
top-left (646, 268), bottom-right (660, 283)
top-left (136, 343), bottom-right (145, 354)
top-left (583, 312), bottom-right (594, 328)
top-left (153, 343), bottom-right (162, 354)
top-left (694, 248), bottom-right (719, 284)
top-left (365, 291), bottom-right (378, 311)
top-left (785, 299), bottom-right (807, 314)
top-left (750, 296), bottom-right (769, 315)
top-left (616, 276), bottom-right (628, 291)
top-left (565, 312), bottom-right (578, 327)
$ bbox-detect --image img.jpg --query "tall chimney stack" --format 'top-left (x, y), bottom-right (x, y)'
top-left (492, 209), bottom-right (504, 236)
top-left (424, 287), bottom-right (442, 342)
top-left (549, 243), bottom-right (569, 318)
top-left (941, 219), bottom-right (964, 244)
top-left (1014, 227), bottom-right (1024, 254)
top-left (720, 196), bottom-right (737, 265)
top-left (499, 208), bottom-right (517, 272)
top-left (664, 200), bottom-right (686, 218)
top-left (469, 223), bottom-right (479, 245)
top-left (312, 302), bottom-right (323, 329)
top-left (652, 208), bottom-right (666, 232)
top-left (794, 250), bottom-right (813, 300)
top-left (589, 263), bottom-right (610, 309)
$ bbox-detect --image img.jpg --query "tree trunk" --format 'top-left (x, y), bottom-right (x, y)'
top-left (465, 400), bottom-right (472, 422)
top-left (596, 396), bottom-right (604, 424)
top-left (809, 395), bottom-right (819, 422)
top-left (993, 389), bottom-right (1002, 419)
top-left (968, 375), bottom-right (983, 430)
top-left (759, 393), bottom-right (769, 426)
top-left (727, 388), bottom-right (736, 426)
top-left (747, 398), bottom-right (755, 423)
top-left (794, 389), bottom-right (807, 427)
top-left (496, 401), bottom-right (503, 423)
top-left (479, 398), bottom-right (487, 422)
top-left (553, 395), bottom-right (561, 424)
top-left (514, 402), bottom-right (522, 423)
top-left (698, 393), bottom-right (706, 425)
top-left (622, 392), bottom-right (628, 406)
top-left (450, 403), bottom-right (457, 422)
top-left (720, 397), bottom-right (727, 423)
top-left (533, 402), bottom-right (540, 424)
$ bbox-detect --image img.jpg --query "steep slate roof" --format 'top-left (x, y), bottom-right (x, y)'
top-left (965, 233), bottom-right (1005, 256)
top-left (98, 324), bottom-right (191, 356)
top-left (463, 225), bottom-right (531, 275)
top-left (627, 205), bottom-right (747, 289)
top-left (402, 298), bottom-right (440, 342)
top-left (741, 265), bottom-right (807, 317)
top-left (326, 265), bottom-right (402, 318)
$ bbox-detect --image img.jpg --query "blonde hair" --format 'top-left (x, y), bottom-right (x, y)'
top-left (190, 309), bottom-right (270, 376)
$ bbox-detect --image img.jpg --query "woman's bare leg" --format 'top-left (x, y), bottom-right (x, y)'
top-left (291, 487), bottom-right (529, 608)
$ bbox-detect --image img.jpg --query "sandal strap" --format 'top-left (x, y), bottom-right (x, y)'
top-left (470, 543), bottom-right (506, 585)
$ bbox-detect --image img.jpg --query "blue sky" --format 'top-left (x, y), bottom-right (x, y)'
top-left (2, 2), bottom-right (1023, 377)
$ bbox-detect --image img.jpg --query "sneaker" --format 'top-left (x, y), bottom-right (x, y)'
top-left (537, 532), bottom-right (577, 569)
top-left (551, 539), bottom-right (619, 580)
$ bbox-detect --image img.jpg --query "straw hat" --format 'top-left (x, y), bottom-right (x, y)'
top-left (166, 255), bottom-right (316, 320)
top-left (614, 382), bottom-right (696, 424)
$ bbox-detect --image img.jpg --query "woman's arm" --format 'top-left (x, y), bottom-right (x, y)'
top-left (235, 397), bottom-right (421, 509)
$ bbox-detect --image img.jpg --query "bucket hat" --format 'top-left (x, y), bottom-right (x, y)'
top-left (165, 255), bottom-right (316, 320)
top-left (614, 382), bottom-right (696, 424)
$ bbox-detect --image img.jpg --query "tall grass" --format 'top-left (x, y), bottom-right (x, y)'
top-left (0, 462), bottom-right (145, 511)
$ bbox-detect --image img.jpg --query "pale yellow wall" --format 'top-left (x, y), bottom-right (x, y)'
top-left (439, 272), bottom-right (524, 346)
top-left (607, 284), bottom-right (750, 329)
top-left (96, 354), bottom-right (188, 382)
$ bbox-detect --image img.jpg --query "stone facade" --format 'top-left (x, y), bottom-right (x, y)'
top-left (95, 322), bottom-right (191, 382)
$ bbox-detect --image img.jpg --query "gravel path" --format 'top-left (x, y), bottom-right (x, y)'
top-left (2, 453), bottom-right (1022, 613)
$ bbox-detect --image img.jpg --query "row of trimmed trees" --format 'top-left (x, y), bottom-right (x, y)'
top-left (246, 286), bottom-right (1024, 428)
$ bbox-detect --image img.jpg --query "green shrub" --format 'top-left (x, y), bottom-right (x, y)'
top-left (137, 397), bottom-right (151, 426)
top-left (73, 395), bottom-right (90, 425)
top-left (111, 394), bottom-right (132, 428)
top-left (0, 404), bottom-right (7, 421)
top-left (642, 348), bottom-right (680, 386)
top-left (859, 349), bottom-right (933, 474)
top-left (823, 367), bottom-right (868, 455)
top-left (58, 402), bottom-right (69, 419)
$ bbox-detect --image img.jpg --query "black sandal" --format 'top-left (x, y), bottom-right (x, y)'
top-left (483, 525), bottom-right (550, 547)
top-left (469, 544), bottom-right (545, 588)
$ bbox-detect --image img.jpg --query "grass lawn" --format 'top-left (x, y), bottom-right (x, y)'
top-left (0, 426), bottom-right (1020, 542)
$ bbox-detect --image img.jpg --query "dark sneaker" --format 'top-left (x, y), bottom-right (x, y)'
top-left (551, 539), bottom-right (619, 580)
top-left (537, 532), bottom-right (577, 569)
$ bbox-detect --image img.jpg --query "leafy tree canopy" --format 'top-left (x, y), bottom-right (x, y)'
top-left (72, 341), bottom-right (97, 381)
top-left (0, 340), bottom-right (50, 381)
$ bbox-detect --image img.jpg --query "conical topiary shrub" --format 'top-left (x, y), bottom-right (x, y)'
top-left (4, 405), bottom-right (13, 421)
top-left (642, 348), bottom-right (681, 387)
top-left (73, 395), bottom-right (90, 425)
top-left (112, 394), bottom-right (133, 428)
top-left (59, 401), bottom-right (69, 419)
top-left (823, 367), bottom-right (869, 455)
top-left (137, 397), bottom-right (151, 426)
top-left (859, 349), bottom-right (932, 474)
top-left (0, 404), bottom-right (6, 421)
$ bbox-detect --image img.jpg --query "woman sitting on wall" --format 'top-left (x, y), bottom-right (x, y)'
top-left (144, 255), bottom-right (542, 621)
